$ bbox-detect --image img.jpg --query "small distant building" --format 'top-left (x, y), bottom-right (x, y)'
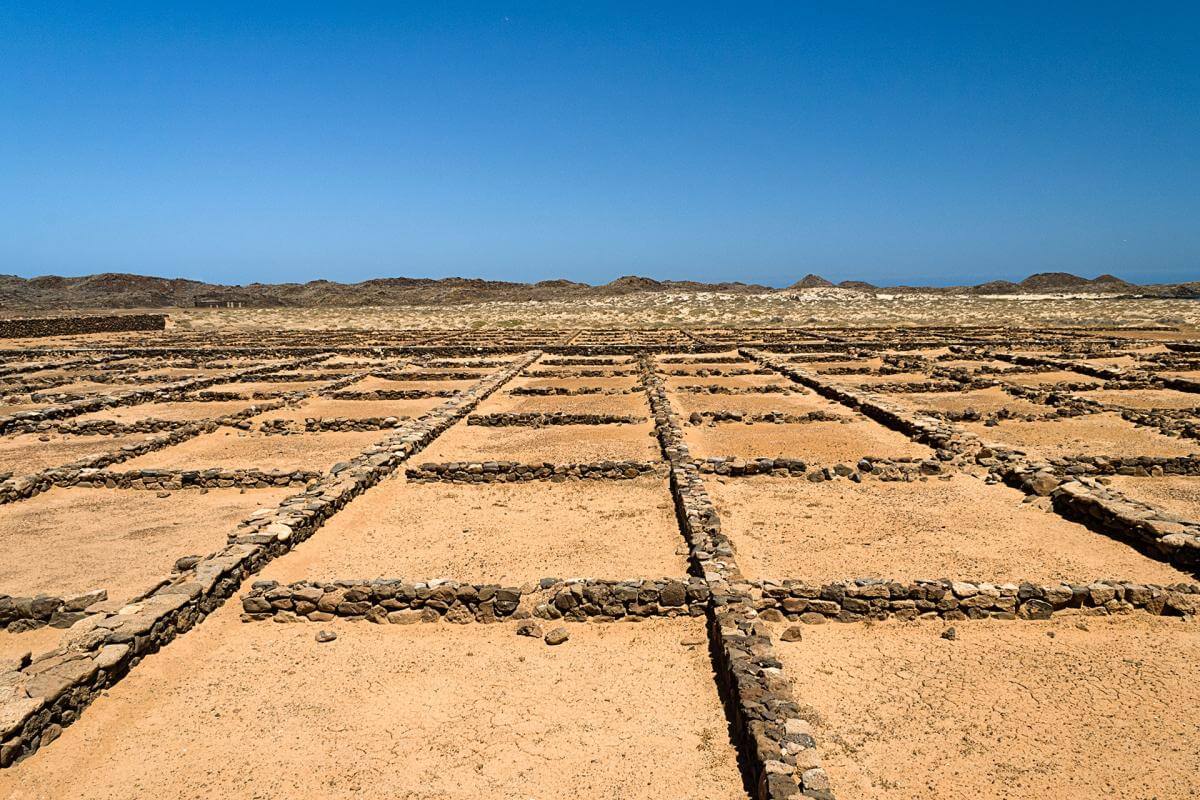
top-left (194, 294), bottom-right (248, 308)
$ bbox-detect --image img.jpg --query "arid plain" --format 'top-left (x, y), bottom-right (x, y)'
top-left (2, 292), bottom-right (1199, 800)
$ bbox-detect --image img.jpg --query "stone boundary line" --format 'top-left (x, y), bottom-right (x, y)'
top-left (405, 460), bottom-right (662, 483)
top-left (0, 315), bottom-right (166, 339)
top-left (0, 351), bottom-right (539, 767)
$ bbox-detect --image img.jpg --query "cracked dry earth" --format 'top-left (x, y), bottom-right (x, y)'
top-left (2, 316), bottom-right (1200, 799)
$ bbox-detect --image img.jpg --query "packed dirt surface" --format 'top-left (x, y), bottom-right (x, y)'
top-left (117, 428), bottom-right (386, 471)
top-left (1107, 476), bottom-right (1200, 522)
top-left (262, 474), bottom-right (687, 583)
top-left (420, 420), bottom-right (660, 462)
top-left (0, 432), bottom-right (160, 475)
top-left (256, 396), bottom-right (443, 421)
top-left (0, 486), bottom-right (293, 604)
top-left (887, 387), bottom-right (1049, 416)
top-left (964, 413), bottom-right (1200, 460)
top-left (708, 474), bottom-right (1196, 583)
top-left (772, 616), bottom-right (1200, 799)
top-left (683, 418), bottom-right (933, 462)
top-left (1073, 388), bottom-right (1200, 409)
top-left (671, 391), bottom-right (851, 418)
top-left (74, 399), bottom-right (254, 423)
top-left (0, 609), bottom-right (746, 800)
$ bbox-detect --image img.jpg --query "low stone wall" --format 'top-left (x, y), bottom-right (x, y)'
top-left (405, 460), bottom-right (660, 482)
top-left (673, 384), bottom-right (797, 395)
top-left (328, 389), bottom-right (457, 400)
top-left (5, 417), bottom-right (191, 437)
top-left (0, 314), bottom-right (166, 339)
top-left (525, 368), bottom-right (638, 377)
top-left (541, 357), bottom-right (631, 366)
top-left (749, 578), bottom-right (1199, 622)
top-left (467, 412), bottom-right (645, 427)
top-left (693, 455), bottom-right (942, 481)
top-left (75, 468), bottom-right (320, 490)
top-left (684, 410), bottom-right (846, 425)
top-left (258, 417), bottom-right (408, 434)
top-left (1, 590), bottom-right (107, 633)
top-left (369, 370), bottom-right (486, 381)
top-left (240, 577), bottom-right (710, 624)
top-left (508, 386), bottom-right (638, 396)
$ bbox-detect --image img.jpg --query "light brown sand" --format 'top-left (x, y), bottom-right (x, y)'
top-left (0, 432), bottom-right (159, 476)
top-left (348, 375), bottom-right (479, 392)
top-left (1002, 370), bottom-right (1101, 387)
top-left (1106, 475), bottom-right (1200, 522)
top-left (0, 625), bottom-right (64, 663)
top-left (1075, 388), bottom-right (1200, 409)
top-left (665, 374), bottom-right (789, 390)
top-left (0, 487), bottom-right (293, 605)
top-left (199, 379), bottom-right (329, 396)
top-left (809, 358), bottom-right (884, 371)
top-left (517, 375), bottom-right (640, 390)
top-left (1161, 370), bottom-right (1200, 381)
top-left (479, 391), bottom-right (650, 416)
top-left (963, 413), bottom-right (1199, 459)
top-left (255, 396), bottom-right (442, 421)
top-left (420, 421), bottom-right (661, 462)
top-left (707, 474), bottom-right (1195, 583)
top-left (73, 400), bottom-right (254, 423)
top-left (885, 387), bottom-right (1049, 416)
top-left (118, 428), bottom-right (386, 471)
top-left (0, 610), bottom-right (746, 800)
top-left (772, 616), bottom-right (1200, 800)
top-left (685, 419), bottom-right (932, 462)
top-left (263, 474), bottom-right (686, 583)
top-left (670, 392), bottom-right (851, 418)
top-left (824, 372), bottom-right (930, 386)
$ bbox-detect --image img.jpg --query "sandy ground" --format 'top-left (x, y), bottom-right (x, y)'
top-left (420, 420), bottom-right (661, 462)
top-left (74, 399), bottom-right (255, 423)
top-left (477, 391), bottom-right (651, 416)
top-left (0, 486), bottom-right (293, 604)
top-left (664, 374), bottom-right (790, 390)
top-left (670, 391), bottom-right (851, 418)
top-left (516, 375), bottom-right (640, 390)
top-left (117, 428), bottom-right (386, 471)
top-left (772, 616), bottom-right (1200, 800)
top-left (0, 610), bottom-right (746, 800)
top-left (1106, 475), bottom-right (1200, 522)
top-left (0, 625), bottom-right (64, 663)
top-left (198, 379), bottom-right (330, 396)
top-left (263, 474), bottom-right (686, 583)
top-left (348, 375), bottom-right (479, 393)
top-left (880, 387), bottom-right (1045, 416)
top-left (0, 432), bottom-right (160, 475)
top-left (29, 381), bottom-right (152, 397)
top-left (707, 474), bottom-right (1195, 583)
top-left (254, 396), bottom-right (443, 421)
top-left (963, 413), bottom-right (1200, 459)
top-left (684, 419), bottom-right (932, 462)
top-left (1001, 370), bottom-right (1102, 387)
top-left (824, 372), bottom-right (931, 386)
top-left (808, 358), bottom-right (885, 371)
top-left (1074, 388), bottom-right (1200, 409)
top-left (1160, 370), bottom-right (1200, 381)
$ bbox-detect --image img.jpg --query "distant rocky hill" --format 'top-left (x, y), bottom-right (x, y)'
top-left (0, 270), bottom-right (1194, 308)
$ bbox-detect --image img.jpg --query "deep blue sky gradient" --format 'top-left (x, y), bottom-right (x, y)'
top-left (2, 2), bottom-right (1198, 287)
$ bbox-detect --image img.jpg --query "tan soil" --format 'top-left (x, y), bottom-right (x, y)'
top-left (824, 372), bottom-right (930, 386)
top-left (0, 610), bottom-right (746, 800)
top-left (1073, 388), bottom-right (1200, 409)
top-left (0, 403), bottom-right (48, 417)
top-left (420, 420), bottom-right (661, 462)
top-left (0, 625), bottom-right (64, 663)
top-left (707, 474), bottom-right (1195, 583)
top-left (1106, 475), bottom-right (1200, 521)
top-left (256, 396), bottom-right (443, 421)
top-left (480, 391), bottom-right (651, 416)
top-left (0, 486), bottom-right (292, 604)
top-left (1002, 370), bottom-right (1102, 387)
top-left (0, 432), bottom-right (160, 476)
top-left (963, 413), bottom-right (1199, 459)
top-left (670, 392), bottom-right (851, 418)
top-left (685, 419), bottom-right (932, 462)
top-left (199, 380), bottom-right (329, 396)
top-left (884, 387), bottom-right (1048, 415)
top-left (31, 381), bottom-right (150, 396)
top-left (74, 400), bottom-right (254, 423)
top-left (665, 374), bottom-right (789, 390)
top-left (1161, 370), bottom-right (1200, 381)
top-left (516, 375), bottom-right (640, 390)
top-left (772, 616), bottom-right (1200, 800)
top-left (809, 358), bottom-right (884, 371)
top-left (263, 474), bottom-right (686, 583)
top-left (660, 363), bottom-right (754, 375)
top-left (345, 375), bottom-right (479, 393)
top-left (117, 428), bottom-right (386, 471)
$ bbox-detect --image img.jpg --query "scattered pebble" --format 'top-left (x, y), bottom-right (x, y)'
top-left (940, 627), bottom-right (957, 641)
top-left (544, 627), bottom-right (570, 646)
top-left (315, 630), bottom-right (337, 643)
top-left (515, 621), bottom-right (543, 638)
top-left (780, 626), bottom-right (804, 642)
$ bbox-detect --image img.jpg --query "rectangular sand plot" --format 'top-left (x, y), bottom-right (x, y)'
top-left (478, 391), bottom-right (650, 416)
top-left (771, 617), bottom-right (1200, 800)
top-left (684, 419), bottom-right (931, 462)
top-left (1073, 388), bottom-right (1200, 409)
top-left (419, 420), bottom-right (661, 463)
top-left (963, 413), bottom-right (1199, 460)
top-left (253, 396), bottom-right (442, 421)
top-left (665, 374), bottom-right (789, 390)
top-left (1105, 475), bottom-right (1200, 522)
top-left (348, 375), bottom-right (478, 393)
top-left (0, 486), bottom-right (293, 606)
top-left (74, 399), bottom-right (254, 423)
top-left (0, 611), bottom-right (747, 800)
top-left (199, 379), bottom-right (329, 396)
top-left (823, 372), bottom-right (930, 386)
top-left (515, 375), bottom-right (640, 390)
top-left (670, 391), bottom-right (851, 418)
top-left (707, 474), bottom-right (1195, 584)
top-left (1002, 370), bottom-right (1101, 387)
top-left (0, 432), bottom-right (160, 476)
top-left (884, 387), bottom-right (1048, 416)
top-left (117, 428), bottom-right (386, 472)
top-left (263, 474), bottom-right (686, 583)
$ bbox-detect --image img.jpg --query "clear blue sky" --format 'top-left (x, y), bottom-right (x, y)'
top-left (2, 2), bottom-right (1198, 287)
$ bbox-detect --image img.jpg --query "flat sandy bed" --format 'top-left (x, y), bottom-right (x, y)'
top-left (0, 611), bottom-right (746, 800)
top-left (74, 399), bottom-right (254, 423)
top-left (685, 419), bottom-right (931, 462)
top-left (1106, 475), bottom-right (1200, 521)
top-left (0, 432), bottom-right (159, 475)
top-left (707, 474), bottom-right (1194, 583)
top-left (1074, 388), bottom-right (1200, 409)
top-left (263, 474), bottom-right (685, 583)
top-left (0, 625), bottom-right (64, 663)
top-left (665, 374), bottom-right (789, 390)
top-left (345, 375), bottom-right (478, 393)
top-left (517, 375), bottom-right (640, 390)
top-left (670, 391), bottom-right (850, 418)
top-left (0, 486), bottom-right (292, 605)
top-left (824, 372), bottom-right (930, 386)
top-left (31, 381), bottom-right (151, 397)
top-left (772, 616), bottom-right (1200, 800)
top-left (420, 420), bottom-right (661, 462)
top-left (118, 428), bottom-right (385, 471)
top-left (199, 379), bottom-right (328, 396)
top-left (963, 413), bottom-right (1199, 459)
top-left (255, 396), bottom-right (442, 421)
top-left (1161, 370), bottom-right (1200, 381)
top-left (1002, 370), bottom-right (1101, 387)
top-left (809, 358), bottom-right (884, 371)
top-left (479, 391), bottom-right (650, 416)
top-left (884, 387), bottom-right (1047, 416)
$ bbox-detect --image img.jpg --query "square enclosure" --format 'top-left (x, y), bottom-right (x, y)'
top-left (669, 391), bottom-right (853, 419)
top-left (0, 611), bottom-right (747, 800)
top-left (683, 418), bottom-right (932, 462)
top-left (74, 399), bottom-right (254, 423)
top-left (0, 486), bottom-right (293, 606)
top-left (707, 474), bottom-right (1195, 584)
top-left (253, 396), bottom-right (443, 421)
top-left (419, 420), bottom-right (661, 463)
top-left (263, 474), bottom-right (686, 583)
top-left (962, 413), bottom-right (1199, 460)
top-left (477, 391), bottom-right (650, 417)
top-left (884, 387), bottom-right (1049, 416)
top-left (0, 431), bottom-right (161, 476)
top-left (771, 617), bottom-right (1200, 799)
top-left (116, 428), bottom-right (386, 472)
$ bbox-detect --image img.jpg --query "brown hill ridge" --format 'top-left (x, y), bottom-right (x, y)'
top-left (0, 271), bottom-right (1194, 308)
